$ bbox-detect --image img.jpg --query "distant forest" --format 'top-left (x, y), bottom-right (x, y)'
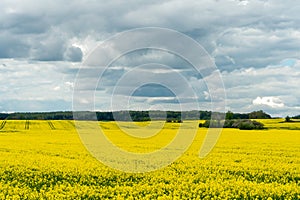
top-left (0, 110), bottom-right (285, 121)
top-left (292, 114), bottom-right (300, 119)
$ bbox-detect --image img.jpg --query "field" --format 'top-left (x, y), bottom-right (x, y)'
top-left (0, 120), bottom-right (299, 199)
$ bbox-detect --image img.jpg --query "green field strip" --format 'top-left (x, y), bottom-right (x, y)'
top-left (67, 120), bottom-right (76, 129)
top-left (49, 121), bottom-right (75, 130)
top-left (28, 120), bottom-right (52, 130)
top-left (48, 121), bottom-right (63, 130)
top-left (62, 120), bottom-right (76, 130)
top-left (25, 120), bottom-right (30, 130)
top-left (3, 120), bottom-right (27, 130)
top-left (0, 121), bottom-right (6, 130)
top-left (48, 121), bottom-right (55, 130)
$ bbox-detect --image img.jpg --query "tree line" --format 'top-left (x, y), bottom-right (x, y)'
top-left (0, 110), bottom-right (277, 121)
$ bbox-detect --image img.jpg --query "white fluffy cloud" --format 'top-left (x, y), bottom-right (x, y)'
top-left (253, 96), bottom-right (284, 108)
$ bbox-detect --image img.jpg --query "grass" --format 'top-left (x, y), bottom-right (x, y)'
top-left (0, 120), bottom-right (299, 199)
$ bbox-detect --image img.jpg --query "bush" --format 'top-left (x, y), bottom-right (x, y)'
top-left (199, 120), bottom-right (222, 128)
top-left (199, 119), bottom-right (265, 130)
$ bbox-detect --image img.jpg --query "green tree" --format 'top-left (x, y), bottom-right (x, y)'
top-left (249, 110), bottom-right (271, 119)
top-left (285, 116), bottom-right (291, 122)
top-left (226, 111), bottom-right (234, 120)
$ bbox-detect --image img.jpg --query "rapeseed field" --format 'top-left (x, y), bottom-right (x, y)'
top-left (0, 120), bottom-right (299, 199)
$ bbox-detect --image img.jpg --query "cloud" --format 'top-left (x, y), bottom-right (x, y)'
top-left (0, 99), bottom-right (71, 112)
top-left (253, 96), bottom-right (284, 108)
top-left (1, 0), bottom-right (299, 66)
top-left (0, 59), bottom-right (75, 112)
top-left (132, 84), bottom-right (176, 97)
top-left (64, 46), bottom-right (83, 62)
top-left (222, 59), bottom-right (300, 116)
top-left (0, 32), bottom-right (29, 58)
top-left (213, 27), bottom-right (300, 70)
top-left (0, 0), bottom-right (299, 115)
top-left (53, 86), bottom-right (60, 91)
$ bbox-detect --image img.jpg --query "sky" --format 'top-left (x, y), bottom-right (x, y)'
top-left (0, 0), bottom-right (300, 117)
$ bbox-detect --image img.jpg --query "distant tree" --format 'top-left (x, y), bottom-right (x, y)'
top-left (232, 113), bottom-right (249, 119)
top-left (0, 113), bottom-right (9, 120)
top-left (249, 110), bottom-right (271, 119)
top-left (285, 116), bottom-right (291, 122)
top-left (292, 114), bottom-right (300, 119)
top-left (199, 111), bottom-right (212, 120)
top-left (225, 111), bottom-right (234, 120)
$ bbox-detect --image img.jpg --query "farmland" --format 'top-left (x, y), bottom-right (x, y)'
top-left (0, 120), bottom-right (299, 199)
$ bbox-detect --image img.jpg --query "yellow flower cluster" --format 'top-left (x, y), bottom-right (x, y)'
top-left (0, 120), bottom-right (299, 199)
